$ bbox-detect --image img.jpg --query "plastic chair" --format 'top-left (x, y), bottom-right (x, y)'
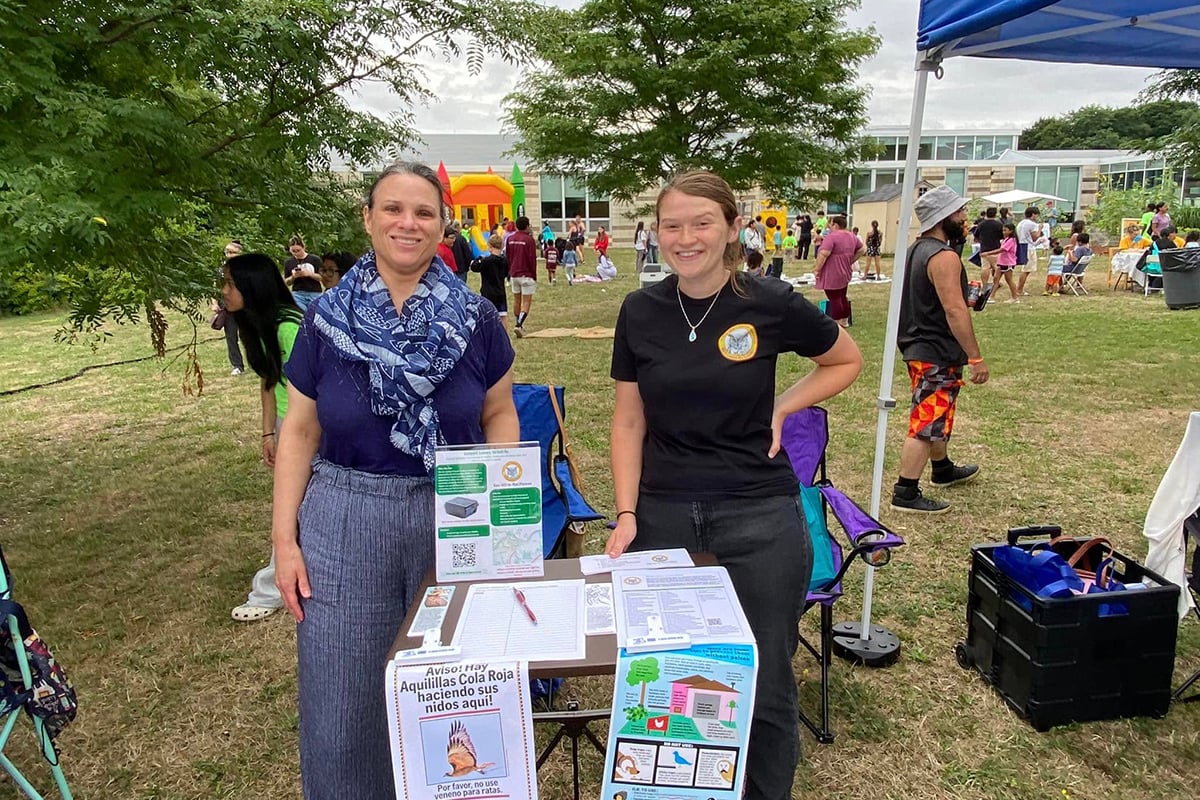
top-left (1062, 253), bottom-right (1093, 295)
top-left (513, 384), bottom-right (604, 559)
top-left (779, 407), bottom-right (905, 744)
top-left (0, 549), bottom-right (72, 800)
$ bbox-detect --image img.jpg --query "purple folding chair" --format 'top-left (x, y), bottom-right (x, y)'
top-left (780, 407), bottom-right (905, 744)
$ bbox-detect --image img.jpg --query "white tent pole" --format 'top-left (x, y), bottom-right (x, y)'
top-left (860, 60), bottom-right (936, 641)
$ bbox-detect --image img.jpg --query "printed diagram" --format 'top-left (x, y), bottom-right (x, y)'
top-left (418, 712), bottom-right (508, 785)
top-left (619, 656), bottom-right (742, 741)
top-left (491, 525), bottom-right (542, 567)
top-left (609, 739), bottom-right (738, 791)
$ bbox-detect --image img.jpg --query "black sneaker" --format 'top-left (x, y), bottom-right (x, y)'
top-left (514, 325), bottom-right (525, 339)
top-left (890, 486), bottom-right (950, 514)
top-left (930, 463), bottom-right (980, 487)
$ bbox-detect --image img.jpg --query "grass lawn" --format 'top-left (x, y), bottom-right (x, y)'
top-left (0, 251), bottom-right (1198, 799)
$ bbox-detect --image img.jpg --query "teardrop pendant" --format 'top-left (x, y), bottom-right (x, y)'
top-left (688, 329), bottom-right (697, 343)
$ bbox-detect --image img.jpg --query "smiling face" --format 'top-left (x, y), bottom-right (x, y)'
top-left (320, 258), bottom-right (340, 288)
top-left (362, 173), bottom-right (443, 276)
top-left (657, 189), bottom-right (739, 289)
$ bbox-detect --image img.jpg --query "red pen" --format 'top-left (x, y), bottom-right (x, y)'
top-left (513, 587), bottom-right (538, 625)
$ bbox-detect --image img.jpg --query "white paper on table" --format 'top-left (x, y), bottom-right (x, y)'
top-left (450, 580), bottom-right (586, 662)
top-left (578, 548), bottom-right (693, 575)
top-left (386, 659), bottom-right (538, 800)
top-left (407, 585), bottom-right (456, 637)
top-left (584, 582), bottom-right (616, 636)
top-left (611, 566), bottom-right (755, 647)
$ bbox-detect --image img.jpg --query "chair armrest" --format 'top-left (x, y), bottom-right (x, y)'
top-left (817, 484), bottom-right (905, 551)
top-left (552, 457), bottom-right (604, 522)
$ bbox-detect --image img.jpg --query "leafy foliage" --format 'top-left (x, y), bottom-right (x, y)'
top-left (1085, 172), bottom-right (1180, 238)
top-left (0, 0), bottom-right (535, 340)
top-left (1019, 100), bottom-right (1200, 152)
top-left (502, 0), bottom-right (878, 205)
top-left (1141, 70), bottom-right (1200, 169)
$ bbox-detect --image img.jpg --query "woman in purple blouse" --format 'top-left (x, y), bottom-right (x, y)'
top-left (270, 161), bottom-right (519, 799)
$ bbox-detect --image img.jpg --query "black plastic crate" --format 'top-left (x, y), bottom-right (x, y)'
top-left (956, 528), bottom-right (1179, 731)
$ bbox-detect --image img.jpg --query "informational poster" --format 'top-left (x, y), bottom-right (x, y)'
top-left (434, 443), bottom-right (543, 582)
top-left (612, 567), bottom-right (755, 646)
top-left (386, 659), bottom-right (538, 800)
top-left (600, 643), bottom-right (758, 800)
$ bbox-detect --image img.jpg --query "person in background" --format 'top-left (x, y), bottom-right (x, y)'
top-left (864, 220), bottom-right (883, 280)
top-left (606, 170), bottom-right (862, 800)
top-left (570, 215), bottom-right (587, 266)
top-left (1186, 230), bottom-right (1200, 248)
top-left (593, 225), bottom-right (610, 259)
top-left (812, 215), bottom-right (864, 327)
top-left (998, 207), bottom-right (1013, 230)
top-left (272, 162), bottom-right (517, 799)
top-left (505, 216), bottom-right (539, 337)
top-left (1044, 245), bottom-right (1065, 295)
top-left (782, 228), bottom-right (798, 263)
top-left (437, 225), bottom-right (459, 275)
top-left (1015, 206), bottom-right (1044, 297)
top-left (1141, 202), bottom-right (1156, 236)
top-left (1063, 232), bottom-right (1093, 290)
top-left (450, 221), bottom-right (473, 284)
top-left (891, 185), bottom-right (988, 514)
top-left (797, 214), bottom-right (814, 260)
top-left (224, 253), bottom-right (304, 622)
top-left (561, 240), bottom-right (579, 285)
top-left (743, 219), bottom-right (763, 257)
top-left (471, 233), bottom-right (510, 330)
top-left (634, 221), bottom-right (649, 272)
top-left (647, 221), bottom-right (659, 265)
top-left (993, 223), bottom-right (1020, 303)
top-left (543, 238), bottom-right (559, 284)
top-left (1152, 202), bottom-right (1172, 237)
top-left (814, 209), bottom-right (828, 234)
top-left (975, 207), bottom-right (1004, 287)
top-left (283, 236), bottom-right (324, 312)
top-left (769, 225), bottom-right (785, 278)
top-left (745, 250), bottom-right (764, 277)
top-left (319, 251), bottom-right (356, 289)
top-left (1044, 200), bottom-right (1059, 231)
top-left (541, 220), bottom-right (554, 247)
top-left (217, 240), bottom-right (247, 376)
top-left (812, 224), bottom-right (824, 258)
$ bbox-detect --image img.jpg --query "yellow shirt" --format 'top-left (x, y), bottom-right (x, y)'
top-left (1119, 234), bottom-right (1151, 250)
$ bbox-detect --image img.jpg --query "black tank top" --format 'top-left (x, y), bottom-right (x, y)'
top-left (898, 237), bottom-right (969, 366)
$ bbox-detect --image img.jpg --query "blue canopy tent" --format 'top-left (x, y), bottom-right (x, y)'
top-left (856, 1), bottom-right (1200, 656)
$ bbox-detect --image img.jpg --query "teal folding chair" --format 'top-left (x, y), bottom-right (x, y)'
top-left (0, 548), bottom-right (72, 800)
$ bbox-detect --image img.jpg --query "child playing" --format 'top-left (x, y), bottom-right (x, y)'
top-left (993, 223), bottom-right (1021, 303)
top-left (782, 229), bottom-right (798, 261)
top-left (745, 251), bottom-right (764, 277)
top-left (1187, 231), bottom-right (1200, 248)
top-left (470, 234), bottom-right (510, 328)
top-left (1044, 245), bottom-right (1065, 295)
top-left (543, 241), bottom-right (558, 284)
top-left (769, 227), bottom-right (784, 277)
top-left (561, 241), bottom-right (579, 285)
top-left (596, 253), bottom-right (617, 281)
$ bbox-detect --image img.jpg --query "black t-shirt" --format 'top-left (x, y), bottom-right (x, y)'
top-left (975, 219), bottom-right (1004, 252)
top-left (898, 237), bottom-right (969, 366)
top-left (471, 253), bottom-right (509, 301)
top-left (610, 274), bottom-right (840, 499)
top-left (799, 220), bottom-right (814, 238)
top-left (285, 254), bottom-right (323, 293)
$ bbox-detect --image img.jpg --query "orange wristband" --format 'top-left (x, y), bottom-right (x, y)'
top-left (968, 357), bottom-right (984, 365)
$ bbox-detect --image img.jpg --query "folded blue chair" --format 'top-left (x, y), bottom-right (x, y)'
top-left (779, 407), bottom-right (906, 744)
top-left (512, 384), bottom-right (604, 559)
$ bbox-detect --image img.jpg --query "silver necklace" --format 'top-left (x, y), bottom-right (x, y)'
top-left (676, 284), bottom-right (722, 342)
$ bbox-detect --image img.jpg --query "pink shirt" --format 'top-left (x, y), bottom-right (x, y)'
top-left (998, 237), bottom-right (1017, 267)
top-left (815, 229), bottom-right (859, 290)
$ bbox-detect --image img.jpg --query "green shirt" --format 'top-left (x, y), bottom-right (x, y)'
top-left (783, 235), bottom-right (798, 249)
top-left (275, 320), bottom-right (300, 419)
top-left (815, 217), bottom-right (828, 232)
top-left (1140, 212), bottom-right (1154, 232)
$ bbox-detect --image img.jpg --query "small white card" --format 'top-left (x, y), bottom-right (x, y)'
top-left (578, 548), bottom-right (693, 575)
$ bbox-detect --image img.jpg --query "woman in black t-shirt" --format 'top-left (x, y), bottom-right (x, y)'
top-left (607, 171), bottom-right (863, 800)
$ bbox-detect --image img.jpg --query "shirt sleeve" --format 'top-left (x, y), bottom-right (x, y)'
top-left (477, 303), bottom-right (515, 388)
top-left (284, 310), bottom-right (321, 399)
top-left (779, 290), bottom-right (840, 359)
top-left (610, 301), bottom-right (637, 381)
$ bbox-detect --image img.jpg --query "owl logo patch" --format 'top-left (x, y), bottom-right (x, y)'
top-left (718, 324), bottom-right (758, 362)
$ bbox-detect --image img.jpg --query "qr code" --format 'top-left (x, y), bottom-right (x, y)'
top-left (452, 543), bottom-right (477, 568)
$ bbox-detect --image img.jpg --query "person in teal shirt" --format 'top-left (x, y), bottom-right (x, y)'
top-left (222, 253), bottom-right (304, 622)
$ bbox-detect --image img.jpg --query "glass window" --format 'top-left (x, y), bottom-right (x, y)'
top-left (1183, 169), bottom-right (1200, 198)
top-left (851, 170), bottom-right (873, 198)
top-left (895, 140), bottom-right (908, 160)
top-left (1056, 167), bottom-right (1080, 210)
top-left (540, 175), bottom-right (563, 202)
top-left (1145, 169), bottom-right (1164, 188)
top-left (973, 136), bottom-right (993, 160)
top-left (875, 169), bottom-right (901, 188)
top-left (936, 136), bottom-right (955, 160)
top-left (1014, 167), bottom-right (1036, 192)
top-left (880, 139), bottom-right (897, 161)
top-left (587, 199), bottom-right (610, 218)
top-left (944, 168), bottom-right (967, 197)
top-left (953, 137), bottom-right (971, 160)
top-left (918, 137), bottom-right (934, 160)
top-left (541, 202), bottom-right (562, 221)
top-left (994, 136), bottom-right (1013, 154)
top-left (1035, 168), bottom-right (1057, 198)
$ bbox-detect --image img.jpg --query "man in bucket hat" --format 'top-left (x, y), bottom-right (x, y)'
top-left (891, 185), bottom-right (990, 513)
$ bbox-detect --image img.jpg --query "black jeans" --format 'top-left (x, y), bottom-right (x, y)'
top-left (631, 492), bottom-right (813, 800)
top-left (798, 237), bottom-right (812, 260)
top-left (223, 311), bottom-right (244, 371)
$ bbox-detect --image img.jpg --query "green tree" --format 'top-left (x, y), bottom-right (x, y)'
top-left (0, 0), bottom-right (533, 346)
top-left (725, 699), bottom-right (737, 722)
top-left (1086, 173), bottom-right (1180, 240)
top-left (625, 656), bottom-right (660, 707)
top-left (1020, 101), bottom-right (1200, 151)
top-left (1141, 70), bottom-right (1200, 170)
top-left (503, 0), bottom-right (878, 205)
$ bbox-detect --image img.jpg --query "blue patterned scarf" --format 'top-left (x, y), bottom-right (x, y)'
top-left (312, 251), bottom-right (481, 473)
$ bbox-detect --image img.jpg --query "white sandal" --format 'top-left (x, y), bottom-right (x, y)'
top-left (231, 604), bottom-right (280, 622)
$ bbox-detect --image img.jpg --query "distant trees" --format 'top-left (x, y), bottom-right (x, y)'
top-left (1019, 101), bottom-right (1200, 151)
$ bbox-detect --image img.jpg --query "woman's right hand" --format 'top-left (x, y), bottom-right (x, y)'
top-left (605, 516), bottom-right (637, 559)
top-left (274, 539), bottom-right (311, 622)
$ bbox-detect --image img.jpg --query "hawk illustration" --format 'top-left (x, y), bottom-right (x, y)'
top-left (445, 720), bottom-right (496, 778)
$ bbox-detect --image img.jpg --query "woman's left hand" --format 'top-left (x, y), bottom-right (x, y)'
top-left (262, 434), bottom-right (277, 468)
top-left (768, 408), bottom-right (787, 459)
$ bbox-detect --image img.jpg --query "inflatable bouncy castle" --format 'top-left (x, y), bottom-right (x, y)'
top-left (439, 161), bottom-right (530, 256)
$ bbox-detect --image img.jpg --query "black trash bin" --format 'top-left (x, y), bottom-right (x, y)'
top-left (1159, 247), bottom-right (1200, 309)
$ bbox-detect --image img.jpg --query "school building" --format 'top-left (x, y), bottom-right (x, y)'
top-left (364, 128), bottom-right (1191, 247)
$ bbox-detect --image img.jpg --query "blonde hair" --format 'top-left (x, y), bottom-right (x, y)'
top-left (487, 233), bottom-right (503, 249)
top-left (656, 171), bottom-right (744, 293)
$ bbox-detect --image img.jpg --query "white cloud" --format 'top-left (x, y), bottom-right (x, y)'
top-left (343, 0), bottom-right (1161, 135)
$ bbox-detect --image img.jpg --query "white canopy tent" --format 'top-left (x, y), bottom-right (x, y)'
top-left (980, 189), bottom-right (1068, 205)
top-left (852, 1), bottom-right (1200, 654)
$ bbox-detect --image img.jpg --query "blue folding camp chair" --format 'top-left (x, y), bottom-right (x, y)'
top-left (513, 383), bottom-right (604, 559)
top-left (0, 548), bottom-right (73, 799)
top-left (780, 407), bottom-right (906, 744)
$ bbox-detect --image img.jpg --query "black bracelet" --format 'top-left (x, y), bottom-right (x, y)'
top-left (616, 510), bottom-right (636, 520)
top-left (262, 432), bottom-right (275, 438)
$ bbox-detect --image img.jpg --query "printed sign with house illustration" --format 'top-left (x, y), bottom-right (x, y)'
top-left (600, 643), bottom-right (757, 800)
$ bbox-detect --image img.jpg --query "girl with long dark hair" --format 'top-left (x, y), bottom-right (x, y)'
top-left (223, 253), bottom-right (305, 622)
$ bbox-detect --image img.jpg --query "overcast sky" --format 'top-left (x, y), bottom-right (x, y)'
top-left (343, 0), bottom-right (1159, 135)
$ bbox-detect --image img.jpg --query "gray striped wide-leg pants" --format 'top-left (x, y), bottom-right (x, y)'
top-left (296, 458), bottom-right (434, 800)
